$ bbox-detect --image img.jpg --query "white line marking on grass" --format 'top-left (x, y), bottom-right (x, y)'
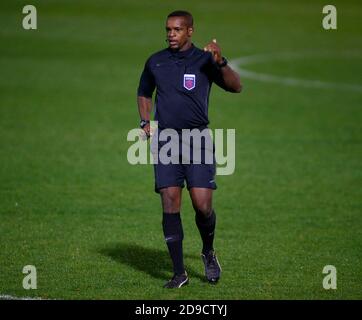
top-left (230, 51), bottom-right (362, 92)
top-left (0, 294), bottom-right (45, 300)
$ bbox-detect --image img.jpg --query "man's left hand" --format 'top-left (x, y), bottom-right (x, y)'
top-left (204, 39), bottom-right (223, 64)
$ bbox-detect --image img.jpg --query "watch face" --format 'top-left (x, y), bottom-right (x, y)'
top-left (218, 57), bottom-right (227, 67)
top-left (140, 120), bottom-right (148, 128)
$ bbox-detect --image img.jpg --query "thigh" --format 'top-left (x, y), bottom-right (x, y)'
top-left (189, 187), bottom-right (213, 216)
top-left (184, 162), bottom-right (217, 191)
top-left (154, 163), bottom-right (185, 193)
top-left (160, 187), bottom-right (183, 213)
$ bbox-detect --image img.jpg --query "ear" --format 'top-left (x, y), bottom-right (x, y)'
top-left (187, 26), bottom-right (194, 37)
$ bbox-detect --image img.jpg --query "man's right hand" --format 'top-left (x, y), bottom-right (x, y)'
top-left (138, 96), bottom-right (153, 139)
top-left (142, 123), bottom-right (151, 138)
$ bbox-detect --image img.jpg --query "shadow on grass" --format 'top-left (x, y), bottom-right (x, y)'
top-left (99, 242), bottom-right (205, 281)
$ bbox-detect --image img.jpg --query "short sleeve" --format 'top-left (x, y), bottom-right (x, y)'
top-left (137, 58), bottom-right (156, 98)
top-left (205, 53), bottom-right (228, 91)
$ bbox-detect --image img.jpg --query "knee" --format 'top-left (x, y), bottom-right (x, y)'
top-left (161, 190), bottom-right (179, 204)
top-left (194, 204), bottom-right (213, 218)
top-left (160, 189), bottom-right (181, 213)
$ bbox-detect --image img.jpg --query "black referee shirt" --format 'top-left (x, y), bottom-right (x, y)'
top-left (137, 44), bottom-right (228, 130)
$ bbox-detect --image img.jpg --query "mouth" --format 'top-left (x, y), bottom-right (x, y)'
top-left (168, 40), bottom-right (178, 46)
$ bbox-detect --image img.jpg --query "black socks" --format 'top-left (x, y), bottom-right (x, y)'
top-left (162, 210), bottom-right (216, 275)
top-left (195, 209), bottom-right (216, 255)
top-left (162, 212), bottom-right (185, 275)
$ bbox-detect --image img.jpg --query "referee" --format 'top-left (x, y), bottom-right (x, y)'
top-left (137, 10), bottom-right (242, 288)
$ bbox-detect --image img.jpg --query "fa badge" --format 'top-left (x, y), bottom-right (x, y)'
top-left (183, 74), bottom-right (196, 90)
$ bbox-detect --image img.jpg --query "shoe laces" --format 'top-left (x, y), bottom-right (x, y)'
top-left (206, 252), bottom-right (217, 267)
top-left (171, 272), bottom-right (186, 282)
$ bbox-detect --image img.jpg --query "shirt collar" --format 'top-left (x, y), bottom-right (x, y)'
top-left (167, 44), bottom-right (195, 59)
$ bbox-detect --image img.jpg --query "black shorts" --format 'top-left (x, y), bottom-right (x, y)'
top-left (151, 127), bottom-right (217, 193)
top-left (154, 162), bottom-right (217, 193)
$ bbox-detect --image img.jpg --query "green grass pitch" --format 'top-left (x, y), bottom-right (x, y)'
top-left (0, 0), bottom-right (361, 299)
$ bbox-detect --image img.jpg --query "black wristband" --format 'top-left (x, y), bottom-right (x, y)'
top-left (140, 119), bottom-right (149, 129)
top-left (217, 57), bottom-right (228, 68)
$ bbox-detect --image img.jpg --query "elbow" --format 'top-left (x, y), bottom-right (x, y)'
top-left (236, 78), bottom-right (243, 93)
top-left (235, 83), bottom-right (242, 93)
top-left (231, 75), bottom-right (242, 93)
top-left (228, 82), bottom-right (242, 93)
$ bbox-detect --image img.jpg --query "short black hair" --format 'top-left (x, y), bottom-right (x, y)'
top-left (167, 10), bottom-right (193, 27)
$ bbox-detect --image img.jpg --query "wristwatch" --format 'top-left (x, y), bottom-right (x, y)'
top-left (140, 119), bottom-right (149, 129)
top-left (217, 57), bottom-right (228, 68)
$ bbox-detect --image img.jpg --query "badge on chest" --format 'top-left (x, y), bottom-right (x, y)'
top-left (183, 74), bottom-right (196, 90)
